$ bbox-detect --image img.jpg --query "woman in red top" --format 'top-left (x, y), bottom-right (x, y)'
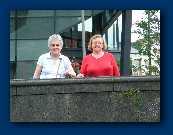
top-left (77, 34), bottom-right (120, 78)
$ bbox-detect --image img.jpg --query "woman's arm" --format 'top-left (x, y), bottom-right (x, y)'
top-left (110, 54), bottom-right (120, 76)
top-left (77, 56), bottom-right (88, 78)
top-left (64, 57), bottom-right (76, 78)
top-left (33, 64), bottom-right (42, 79)
top-left (65, 64), bottom-right (76, 78)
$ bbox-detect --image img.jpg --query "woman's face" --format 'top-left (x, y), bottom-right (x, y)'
top-left (49, 39), bottom-right (62, 56)
top-left (91, 37), bottom-right (104, 53)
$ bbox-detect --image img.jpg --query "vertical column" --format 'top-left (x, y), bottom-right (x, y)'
top-left (92, 13), bottom-right (102, 34)
top-left (81, 10), bottom-right (86, 57)
top-left (113, 23), bottom-right (115, 49)
top-left (120, 10), bottom-right (132, 76)
top-left (14, 11), bottom-right (18, 79)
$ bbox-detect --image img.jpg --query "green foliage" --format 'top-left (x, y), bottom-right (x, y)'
top-left (120, 88), bottom-right (142, 107)
top-left (132, 10), bottom-right (160, 75)
top-left (119, 88), bottom-right (145, 121)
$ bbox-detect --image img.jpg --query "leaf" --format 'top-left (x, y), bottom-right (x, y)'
top-left (132, 10), bottom-right (160, 75)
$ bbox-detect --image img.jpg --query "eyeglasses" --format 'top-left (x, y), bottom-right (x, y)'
top-left (51, 44), bottom-right (60, 47)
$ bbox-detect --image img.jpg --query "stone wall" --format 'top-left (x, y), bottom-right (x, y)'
top-left (10, 76), bottom-right (160, 122)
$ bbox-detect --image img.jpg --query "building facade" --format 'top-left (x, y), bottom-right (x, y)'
top-left (10, 10), bottom-right (132, 79)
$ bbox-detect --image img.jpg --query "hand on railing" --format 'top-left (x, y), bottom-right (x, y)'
top-left (76, 73), bottom-right (84, 78)
top-left (64, 70), bottom-right (76, 78)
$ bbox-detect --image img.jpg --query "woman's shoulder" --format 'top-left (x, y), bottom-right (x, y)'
top-left (104, 51), bottom-right (113, 57)
top-left (83, 54), bottom-right (92, 59)
top-left (59, 54), bottom-right (71, 61)
top-left (86, 53), bottom-right (92, 57)
top-left (39, 52), bottom-right (50, 59)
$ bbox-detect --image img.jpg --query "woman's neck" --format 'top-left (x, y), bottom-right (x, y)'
top-left (50, 52), bottom-right (60, 60)
top-left (92, 51), bottom-right (104, 58)
top-left (92, 50), bottom-right (103, 55)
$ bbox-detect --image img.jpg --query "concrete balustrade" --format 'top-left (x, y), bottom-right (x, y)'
top-left (10, 76), bottom-right (160, 122)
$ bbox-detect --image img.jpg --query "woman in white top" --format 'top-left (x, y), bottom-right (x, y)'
top-left (33, 34), bottom-right (76, 79)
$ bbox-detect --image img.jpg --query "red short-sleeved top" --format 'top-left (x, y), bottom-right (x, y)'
top-left (80, 52), bottom-right (120, 77)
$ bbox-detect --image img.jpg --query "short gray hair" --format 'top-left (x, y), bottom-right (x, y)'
top-left (48, 34), bottom-right (63, 48)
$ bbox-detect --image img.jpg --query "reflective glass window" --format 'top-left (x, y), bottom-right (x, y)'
top-left (17, 40), bottom-right (48, 61)
top-left (17, 17), bottom-right (54, 39)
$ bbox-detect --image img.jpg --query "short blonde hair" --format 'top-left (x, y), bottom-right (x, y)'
top-left (88, 34), bottom-right (107, 51)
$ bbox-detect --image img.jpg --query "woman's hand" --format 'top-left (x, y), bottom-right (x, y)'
top-left (64, 70), bottom-right (76, 78)
top-left (76, 73), bottom-right (84, 78)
